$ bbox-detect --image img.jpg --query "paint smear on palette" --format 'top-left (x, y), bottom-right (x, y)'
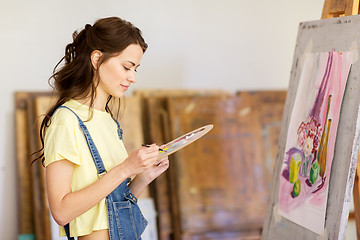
top-left (278, 52), bottom-right (352, 234)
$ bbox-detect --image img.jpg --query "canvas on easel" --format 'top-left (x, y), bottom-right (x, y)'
top-left (278, 52), bottom-right (352, 234)
top-left (262, 15), bottom-right (360, 240)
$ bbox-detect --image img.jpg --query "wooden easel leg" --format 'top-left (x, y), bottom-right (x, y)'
top-left (322, 0), bottom-right (360, 18)
top-left (345, 0), bottom-right (360, 15)
top-left (353, 152), bottom-right (360, 240)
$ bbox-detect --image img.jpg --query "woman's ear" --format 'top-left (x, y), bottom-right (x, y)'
top-left (91, 50), bottom-right (102, 70)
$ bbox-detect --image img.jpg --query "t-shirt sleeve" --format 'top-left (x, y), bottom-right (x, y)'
top-left (44, 108), bottom-right (82, 167)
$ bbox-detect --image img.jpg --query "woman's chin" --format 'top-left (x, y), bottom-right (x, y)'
top-left (111, 91), bottom-right (125, 98)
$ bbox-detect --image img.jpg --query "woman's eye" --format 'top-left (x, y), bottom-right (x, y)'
top-left (123, 66), bottom-right (138, 72)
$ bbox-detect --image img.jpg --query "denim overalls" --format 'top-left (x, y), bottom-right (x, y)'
top-left (56, 106), bottom-right (148, 240)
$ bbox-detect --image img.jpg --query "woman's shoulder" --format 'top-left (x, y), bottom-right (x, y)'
top-left (51, 104), bottom-right (79, 126)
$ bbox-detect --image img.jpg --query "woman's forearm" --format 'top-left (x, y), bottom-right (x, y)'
top-left (47, 160), bottom-right (131, 226)
top-left (128, 174), bottom-right (150, 198)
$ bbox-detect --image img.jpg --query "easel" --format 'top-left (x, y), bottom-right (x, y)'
top-left (322, 0), bottom-right (360, 239)
top-left (322, 0), bottom-right (359, 18)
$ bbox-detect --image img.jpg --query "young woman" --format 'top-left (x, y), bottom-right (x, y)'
top-left (36, 17), bottom-right (169, 240)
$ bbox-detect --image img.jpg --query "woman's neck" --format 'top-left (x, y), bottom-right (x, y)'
top-left (75, 92), bottom-right (109, 112)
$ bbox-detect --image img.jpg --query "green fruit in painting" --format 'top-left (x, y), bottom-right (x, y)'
top-left (293, 179), bottom-right (301, 197)
top-left (310, 161), bottom-right (319, 184)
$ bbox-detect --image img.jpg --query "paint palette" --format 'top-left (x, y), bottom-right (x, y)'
top-left (157, 124), bottom-right (213, 160)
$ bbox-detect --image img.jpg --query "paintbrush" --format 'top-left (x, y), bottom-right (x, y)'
top-left (142, 144), bottom-right (167, 153)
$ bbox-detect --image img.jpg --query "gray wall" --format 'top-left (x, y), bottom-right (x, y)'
top-left (0, 0), bottom-right (323, 238)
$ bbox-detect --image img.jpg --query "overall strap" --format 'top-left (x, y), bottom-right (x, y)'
top-left (113, 117), bottom-right (123, 140)
top-left (64, 223), bottom-right (74, 240)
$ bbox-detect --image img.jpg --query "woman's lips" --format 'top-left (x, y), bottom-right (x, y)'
top-left (121, 84), bottom-right (129, 90)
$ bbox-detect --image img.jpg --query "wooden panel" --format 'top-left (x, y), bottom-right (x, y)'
top-left (15, 92), bottom-right (35, 236)
top-left (14, 92), bottom-right (53, 240)
top-left (142, 91), bottom-right (230, 240)
top-left (109, 96), bottom-right (144, 153)
top-left (26, 92), bottom-right (53, 240)
top-left (237, 91), bottom-right (287, 199)
top-left (144, 97), bottom-right (173, 240)
top-left (165, 93), bottom-right (286, 239)
top-left (167, 95), bottom-right (254, 235)
top-left (33, 95), bottom-right (57, 239)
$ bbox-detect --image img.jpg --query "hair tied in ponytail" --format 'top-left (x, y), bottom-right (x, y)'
top-left (65, 43), bottom-right (75, 63)
top-left (85, 24), bottom-right (92, 30)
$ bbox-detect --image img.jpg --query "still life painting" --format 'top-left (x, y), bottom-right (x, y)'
top-left (278, 51), bottom-right (352, 234)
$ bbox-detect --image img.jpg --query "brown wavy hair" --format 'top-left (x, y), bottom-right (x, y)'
top-left (33, 17), bottom-right (148, 165)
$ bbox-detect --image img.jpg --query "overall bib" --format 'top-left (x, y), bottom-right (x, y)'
top-left (56, 106), bottom-right (148, 240)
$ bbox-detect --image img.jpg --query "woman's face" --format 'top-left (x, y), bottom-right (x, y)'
top-left (96, 44), bottom-right (143, 99)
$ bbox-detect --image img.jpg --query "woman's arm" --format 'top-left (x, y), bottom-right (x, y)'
top-left (46, 144), bottom-right (160, 226)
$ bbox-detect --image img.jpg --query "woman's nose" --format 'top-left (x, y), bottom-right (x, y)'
top-left (128, 71), bottom-right (137, 83)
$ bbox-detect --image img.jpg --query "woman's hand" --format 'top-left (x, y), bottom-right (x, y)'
top-left (128, 157), bottom-right (169, 198)
top-left (137, 156), bottom-right (169, 184)
top-left (126, 145), bottom-right (170, 198)
top-left (139, 143), bottom-right (170, 183)
top-left (121, 144), bottom-right (161, 177)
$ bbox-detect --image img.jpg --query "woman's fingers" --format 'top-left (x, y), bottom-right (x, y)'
top-left (141, 146), bottom-right (161, 166)
top-left (159, 159), bottom-right (169, 168)
top-left (142, 144), bottom-right (160, 153)
top-left (128, 144), bottom-right (165, 173)
top-left (154, 157), bottom-right (169, 166)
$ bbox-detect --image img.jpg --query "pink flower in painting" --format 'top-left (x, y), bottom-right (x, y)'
top-left (297, 118), bottom-right (322, 155)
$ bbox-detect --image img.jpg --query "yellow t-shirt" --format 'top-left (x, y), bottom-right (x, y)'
top-left (44, 99), bottom-right (128, 237)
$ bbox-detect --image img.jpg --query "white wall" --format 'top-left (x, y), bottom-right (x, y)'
top-left (1, 0), bottom-right (324, 239)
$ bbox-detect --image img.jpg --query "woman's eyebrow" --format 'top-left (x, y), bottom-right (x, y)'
top-left (126, 61), bottom-right (140, 67)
